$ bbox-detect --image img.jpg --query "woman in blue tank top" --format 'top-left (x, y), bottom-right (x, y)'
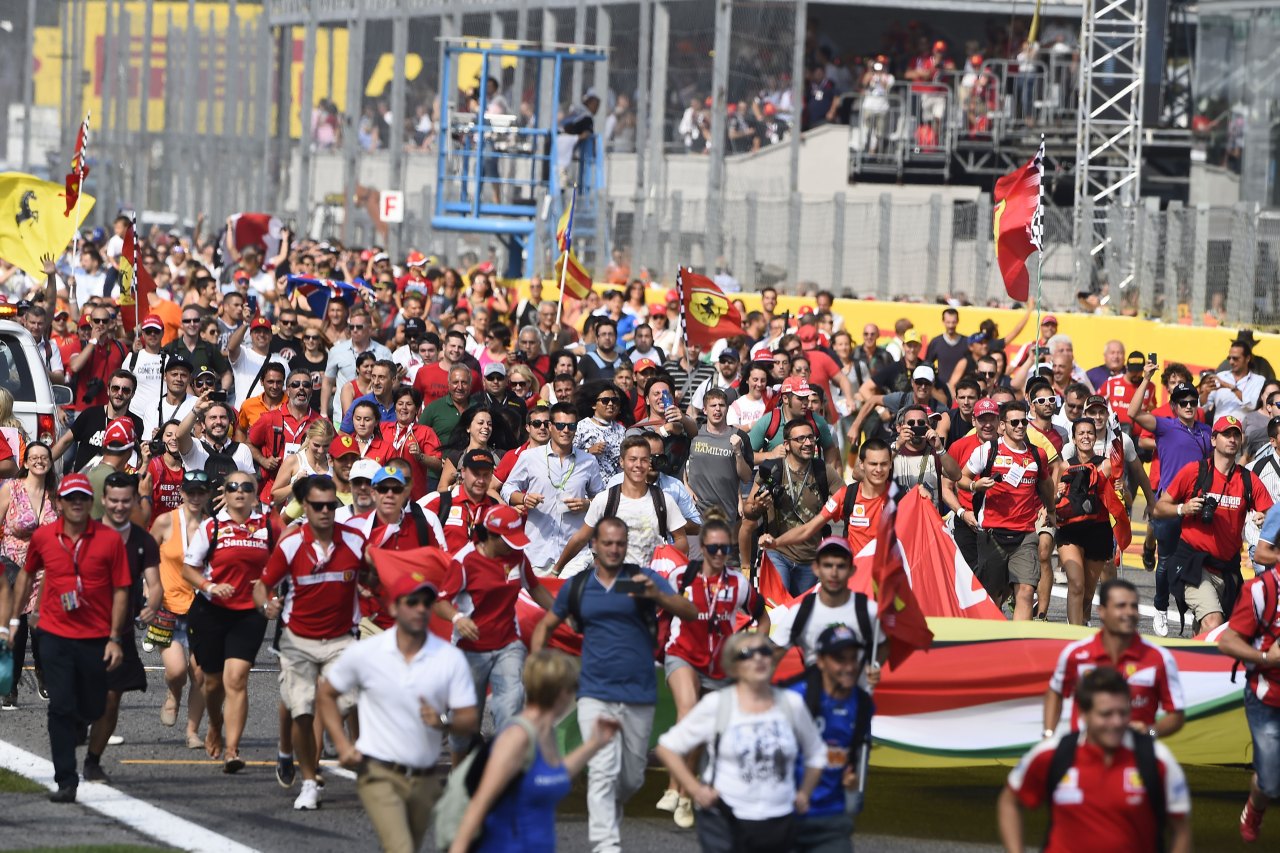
top-left (449, 650), bottom-right (621, 853)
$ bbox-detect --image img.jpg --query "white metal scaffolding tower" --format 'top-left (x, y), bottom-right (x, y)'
top-left (1073, 0), bottom-right (1148, 292)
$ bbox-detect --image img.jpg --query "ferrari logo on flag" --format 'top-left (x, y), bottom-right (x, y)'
top-left (0, 173), bottom-right (95, 279)
top-left (689, 289), bottom-right (730, 327)
top-left (676, 268), bottom-right (746, 350)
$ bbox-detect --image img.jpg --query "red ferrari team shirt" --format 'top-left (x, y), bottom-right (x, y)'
top-left (664, 566), bottom-right (760, 680)
top-left (438, 542), bottom-right (541, 652)
top-left (1007, 733), bottom-right (1190, 853)
top-left (25, 518), bottom-right (131, 640)
top-left (820, 484), bottom-right (888, 555)
top-left (1049, 632), bottom-right (1186, 728)
top-left (184, 511), bottom-right (275, 610)
top-left (964, 438), bottom-right (1045, 531)
top-left (419, 487), bottom-right (496, 552)
top-left (261, 522), bottom-right (365, 639)
top-left (1228, 571), bottom-right (1280, 708)
top-left (379, 422), bottom-right (441, 500)
top-left (1101, 375), bottom-right (1156, 425)
top-left (948, 433), bottom-right (985, 512)
top-left (1162, 461), bottom-right (1273, 561)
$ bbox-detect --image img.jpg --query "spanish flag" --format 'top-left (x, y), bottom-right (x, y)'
top-left (0, 173), bottom-right (95, 279)
top-left (556, 185), bottom-right (576, 253)
top-left (554, 247), bottom-right (592, 300)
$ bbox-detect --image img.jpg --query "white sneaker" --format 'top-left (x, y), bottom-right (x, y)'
top-left (673, 796), bottom-right (695, 829)
top-left (107, 735), bottom-right (124, 746)
top-left (293, 779), bottom-right (320, 810)
top-left (1153, 611), bottom-right (1169, 638)
top-left (656, 789), bottom-right (680, 812)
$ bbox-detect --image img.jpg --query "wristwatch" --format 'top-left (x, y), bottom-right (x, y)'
top-left (435, 712), bottom-right (450, 731)
top-left (108, 635), bottom-right (122, 644)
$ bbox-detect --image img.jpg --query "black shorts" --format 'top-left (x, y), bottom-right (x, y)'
top-left (187, 596), bottom-right (268, 675)
top-left (1055, 520), bottom-right (1115, 562)
top-left (104, 628), bottom-right (148, 694)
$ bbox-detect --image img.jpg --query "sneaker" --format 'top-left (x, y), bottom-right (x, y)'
top-left (1142, 548), bottom-right (1156, 572)
top-left (1, 693), bottom-right (16, 710)
top-left (107, 735), bottom-right (124, 746)
top-left (276, 754), bottom-right (297, 789)
top-left (83, 762), bottom-right (110, 784)
top-left (1241, 799), bottom-right (1265, 843)
top-left (656, 789), bottom-right (680, 812)
top-left (142, 639), bottom-right (155, 653)
top-left (1032, 613), bottom-right (1050, 623)
top-left (294, 779), bottom-right (320, 811)
top-left (673, 796), bottom-right (695, 829)
top-left (1153, 611), bottom-right (1169, 638)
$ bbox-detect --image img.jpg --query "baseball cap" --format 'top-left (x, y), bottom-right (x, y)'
top-left (967, 332), bottom-right (989, 345)
top-left (1169, 383), bottom-right (1198, 401)
top-left (140, 314), bottom-right (164, 332)
top-left (1213, 414), bottom-right (1243, 435)
top-left (816, 536), bottom-right (853, 559)
top-left (165, 356), bottom-right (193, 375)
top-left (461, 448), bottom-right (497, 470)
top-left (1084, 394), bottom-right (1109, 411)
top-left (371, 466), bottom-right (407, 487)
top-left (1126, 351), bottom-right (1145, 368)
top-left (816, 624), bottom-right (864, 657)
top-left (797, 326), bottom-right (818, 344)
top-left (406, 250), bottom-right (428, 267)
top-left (349, 458), bottom-right (381, 482)
top-left (181, 470), bottom-right (212, 491)
top-left (54, 308), bottom-right (69, 320)
top-left (634, 357), bottom-right (659, 373)
top-left (717, 347), bottom-right (741, 363)
top-left (194, 367), bottom-right (218, 383)
top-left (78, 315), bottom-right (91, 328)
top-left (250, 316), bottom-right (272, 331)
top-left (403, 318), bottom-right (426, 338)
top-left (103, 417), bottom-right (136, 451)
top-left (483, 505), bottom-right (531, 549)
top-left (912, 365), bottom-right (935, 384)
top-left (329, 434), bottom-right (360, 458)
top-left (973, 398), bottom-right (1000, 418)
top-left (1040, 315), bottom-right (1058, 326)
top-left (372, 252), bottom-right (389, 263)
top-left (781, 376), bottom-right (812, 397)
top-left (57, 473), bottom-right (94, 499)
top-left (902, 329), bottom-right (922, 345)
top-left (483, 362), bottom-right (507, 378)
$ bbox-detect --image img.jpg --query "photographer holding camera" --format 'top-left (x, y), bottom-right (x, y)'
top-left (1155, 415), bottom-right (1273, 633)
top-left (889, 403), bottom-right (960, 497)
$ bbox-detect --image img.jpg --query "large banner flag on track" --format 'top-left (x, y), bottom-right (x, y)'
top-left (0, 173), bottom-right (95, 279)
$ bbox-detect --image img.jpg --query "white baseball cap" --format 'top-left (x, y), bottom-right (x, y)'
top-left (912, 365), bottom-right (936, 384)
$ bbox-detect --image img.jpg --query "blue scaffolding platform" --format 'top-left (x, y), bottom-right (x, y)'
top-left (432, 40), bottom-right (607, 279)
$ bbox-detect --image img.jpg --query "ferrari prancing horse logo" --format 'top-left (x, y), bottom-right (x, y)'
top-left (689, 288), bottom-right (729, 327)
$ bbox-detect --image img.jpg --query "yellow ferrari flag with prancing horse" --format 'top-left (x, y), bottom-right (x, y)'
top-left (0, 173), bottom-right (96, 279)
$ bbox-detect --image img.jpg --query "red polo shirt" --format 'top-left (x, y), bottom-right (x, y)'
top-left (185, 511), bottom-right (276, 610)
top-left (1049, 633), bottom-right (1186, 728)
top-left (1228, 571), bottom-right (1280, 708)
top-left (419, 486), bottom-right (496, 552)
top-left (248, 406), bottom-right (324, 499)
top-left (438, 542), bottom-right (541, 652)
top-left (379, 422), bottom-right (441, 499)
top-left (261, 523), bottom-right (364, 640)
top-left (25, 518), bottom-right (131, 640)
top-left (1163, 461), bottom-right (1274, 561)
top-left (1101, 374), bottom-right (1156, 425)
top-left (1007, 733), bottom-right (1190, 853)
top-left (964, 438), bottom-right (1046, 531)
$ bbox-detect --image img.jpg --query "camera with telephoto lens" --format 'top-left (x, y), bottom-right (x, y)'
top-left (82, 376), bottom-right (104, 403)
top-left (1199, 495), bottom-right (1219, 524)
top-left (758, 468), bottom-right (786, 507)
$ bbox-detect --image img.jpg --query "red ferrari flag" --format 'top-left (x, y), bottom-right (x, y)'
top-left (64, 112), bottom-right (90, 216)
top-left (678, 268), bottom-right (746, 350)
top-left (992, 137), bottom-right (1044, 302)
top-left (871, 491), bottom-right (934, 668)
top-left (117, 216), bottom-right (156, 333)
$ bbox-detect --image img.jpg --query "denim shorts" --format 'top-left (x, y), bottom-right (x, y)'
top-left (1245, 688), bottom-right (1280, 798)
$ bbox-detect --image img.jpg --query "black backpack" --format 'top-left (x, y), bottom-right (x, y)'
top-left (787, 590), bottom-right (875, 669)
top-left (203, 440), bottom-right (242, 490)
top-left (1196, 459), bottom-right (1252, 513)
top-left (758, 457), bottom-right (833, 511)
top-left (799, 667), bottom-right (874, 766)
top-left (1043, 731), bottom-right (1167, 852)
top-left (406, 500), bottom-right (440, 547)
top-left (1059, 464), bottom-right (1099, 521)
top-left (566, 563), bottom-right (659, 646)
top-left (601, 484), bottom-right (669, 540)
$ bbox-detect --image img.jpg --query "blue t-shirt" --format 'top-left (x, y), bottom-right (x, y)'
top-left (788, 680), bottom-right (872, 818)
top-left (1259, 504), bottom-right (1280, 547)
top-left (553, 567), bottom-right (673, 704)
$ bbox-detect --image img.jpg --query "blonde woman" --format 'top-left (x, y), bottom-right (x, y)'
top-left (271, 419), bottom-right (335, 507)
top-left (0, 387), bottom-right (29, 462)
top-left (507, 363), bottom-right (540, 408)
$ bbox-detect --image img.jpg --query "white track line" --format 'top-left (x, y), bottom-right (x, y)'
top-left (0, 740), bottom-right (262, 853)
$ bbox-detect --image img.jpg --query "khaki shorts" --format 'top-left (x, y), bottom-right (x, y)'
top-left (983, 531), bottom-right (1040, 588)
top-left (1183, 571), bottom-right (1226, 622)
top-left (278, 627), bottom-right (356, 718)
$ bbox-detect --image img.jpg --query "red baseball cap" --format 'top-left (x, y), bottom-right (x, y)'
top-left (330, 434), bottom-right (360, 458)
top-left (1041, 315), bottom-right (1058, 326)
top-left (781, 376), bottom-right (812, 397)
top-left (634, 358), bottom-right (659, 373)
top-left (250, 316), bottom-right (272, 331)
top-left (483, 505), bottom-right (530, 549)
top-left (57, 473), bottom-right (94, 499)
top-left (1213, 415), bottom-right (1243, 435)
top-left (140, 314), bottom-right (164, 332)
top-left (406, 250), bottom-right (428, 267)
top-left (665, 288), bottom-right (680, 304)
top-left (797, 325), bottom-right (818, 345)
top-left (103, 417), bottom-right (136, 451)
top-left (974, 398), bottom-right (1000, 418)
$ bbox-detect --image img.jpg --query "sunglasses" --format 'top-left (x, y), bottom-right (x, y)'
top-left (1005, 419), bottom-right (1028, 428)
top-left (1032, 397), bottom-right (1057, 406)
top-left (1175, 399), bottom-right (1197, 407)
top-left (90, 317), bottom-right (109, 325)
top-left (596, 397), bottom-right (620, 405)
top-left (288, 381), bottom-right (310, 389)
top-left (182, 318), bottom-right (202, 325)
top-left (551, 422), bottom-right (576, 432)
top-left (735, 645), bottom-right (773, 662)
top-left (308, 499), bottom-right (340, 511)
top-left (195, 377), bottom-right (216, 386)
top-left (184, 471), bottom-right (210, 485)
top-left (109, 385), bottom-right (134, 395)
top-left (977, 371), bottom-right (996, 378)
top-left (905, 420), bottom-right (928, 428)
top-left (401, 593), bottom-right (433, 609)
top-left (348, 324), bottom-right (367, 331)
top-left (303, 335), bottom-right (323, 342)
top-left (511, 380), bottom-right (530, 389)
top-left (374, 484), bottom-right (405, 495)
top-left (224, 481), bottom-right (257, 494)
top-left (528, 419), bottom-right (550, 429)
top-left (705, 543), bottom-right (731, 556)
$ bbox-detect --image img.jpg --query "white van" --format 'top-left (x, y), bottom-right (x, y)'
top-left (0, 319), bottom-right (72, 449)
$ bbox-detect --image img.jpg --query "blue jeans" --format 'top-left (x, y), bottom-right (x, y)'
top-left (1245, 689), bottom-right (1280, 798)
top-left (768, 550), bottom-right (816, 597)
top-left (1152, 515), bottom-right (1183, 611)
top-left (450, 641), bottom-right (526, 753)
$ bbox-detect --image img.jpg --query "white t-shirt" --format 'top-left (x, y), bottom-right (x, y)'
top-left (125, 349), bottom-right (167, 428)
top-left (657, 688), bottom-right (826, 819)
top-left (72, 267), bottom-right (108, 307)
top-left (769, 593), bottom-right (886, 667)
top-left (583, 487), bottom-right (686, 567)
top-left (181, 438), bottom-right (256, 475)
top-left (229, 346), bottom-right (288, 408)
top-left (728, 395), bottom-right (767, 429)
top-left (140, 394), bottom-right (197, 444)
